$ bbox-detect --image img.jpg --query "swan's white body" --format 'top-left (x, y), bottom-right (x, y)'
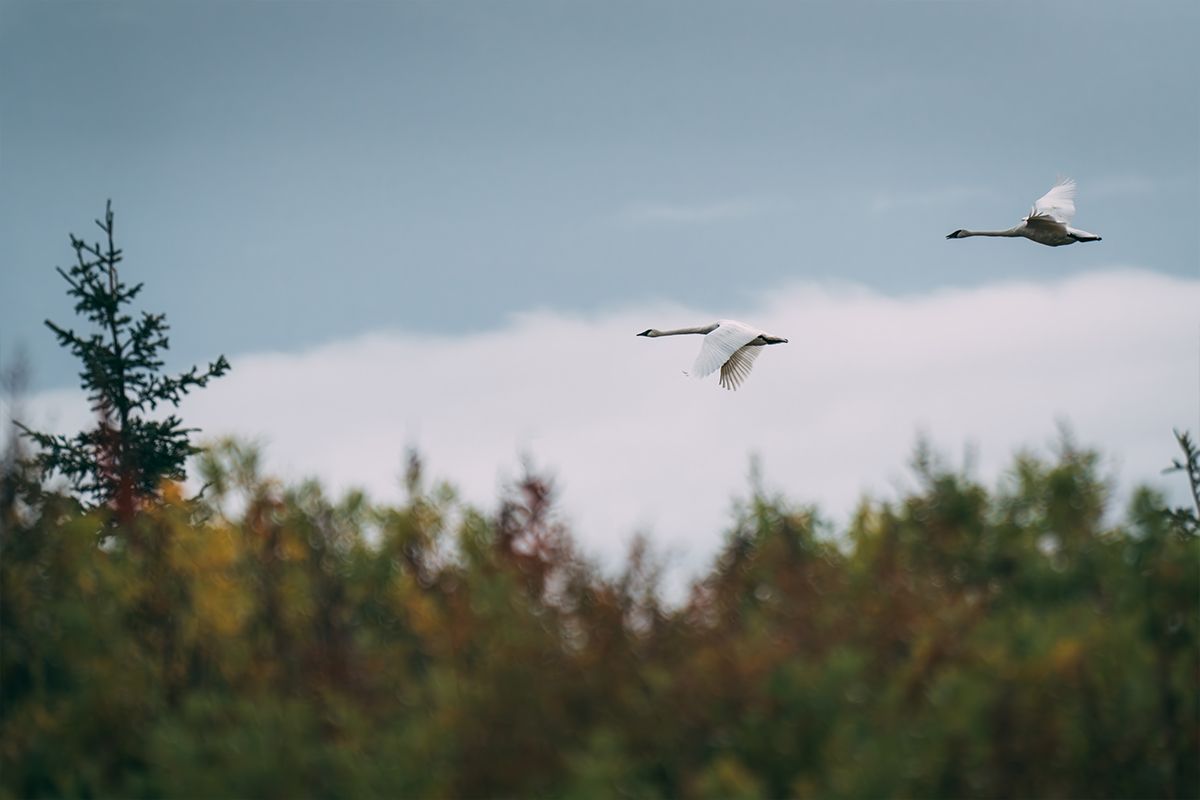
top-left (947, 178), bottom-right (1102, 247)
top-left (636, 319), bottom-right (787, 391)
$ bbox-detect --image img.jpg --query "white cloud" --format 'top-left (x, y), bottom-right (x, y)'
top-left (15, 270), bottom-right (1199, 585)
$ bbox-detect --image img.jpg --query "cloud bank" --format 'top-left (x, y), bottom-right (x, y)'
top-left (16, 269), bottom-right (1199, 578)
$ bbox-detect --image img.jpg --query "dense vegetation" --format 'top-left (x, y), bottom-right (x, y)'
top-left (2, 435), bottom-right (1196, 799)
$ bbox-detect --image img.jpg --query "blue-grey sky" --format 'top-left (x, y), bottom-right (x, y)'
top-left (3, 1), bottom-right (1197, 391)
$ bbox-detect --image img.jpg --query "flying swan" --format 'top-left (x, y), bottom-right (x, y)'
top-left (946, 177), bottom-right (1102, 247)
top-left (636, 319), bottom-right (788, 391)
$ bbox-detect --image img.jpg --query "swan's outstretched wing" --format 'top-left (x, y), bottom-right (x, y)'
top-left (718, 345), bottom-right (762, 390)
top-left (1027, 178), bottom-right (1077, 224)
top-left (688, 320), bottom-right (760, 380)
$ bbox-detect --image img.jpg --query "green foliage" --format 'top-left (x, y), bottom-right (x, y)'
top-left (1164, 429), bottom-right (1200, 536)
top-left (17, 201), bottom-right (229, 517)
top-left (1, 436), bottom-right (1196, 799)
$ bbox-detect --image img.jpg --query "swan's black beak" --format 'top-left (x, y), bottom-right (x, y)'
top-left (946, 230), bottom-right (963, 239)
top-left (636, 330), bottom-right (651, 337)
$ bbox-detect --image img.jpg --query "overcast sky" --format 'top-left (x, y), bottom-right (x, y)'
top-left (2, 2), bottom-right (1197, 573)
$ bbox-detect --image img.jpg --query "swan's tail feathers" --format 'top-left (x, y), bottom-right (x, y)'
top-left (1069, 227), bottom-right (1102, 242)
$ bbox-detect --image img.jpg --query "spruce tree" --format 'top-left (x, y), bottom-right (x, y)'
top-left (1166, 429), bottom-right (1200, 536)
top-left (18, 201), bottom-right (229, 519)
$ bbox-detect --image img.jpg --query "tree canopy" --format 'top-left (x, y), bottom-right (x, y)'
top-left (2, 435), bottom-right (1195, 799)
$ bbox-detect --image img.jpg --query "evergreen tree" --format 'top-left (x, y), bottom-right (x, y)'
top-left (1165, 429), bottom-right (1200, 536)
top-left (17, 201), bottom-right (229, 519)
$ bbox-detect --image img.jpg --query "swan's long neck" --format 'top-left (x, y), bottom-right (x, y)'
top-left (958, 227), bottom-right (1023, 238)
top-left (648, 324), bottom-right (718, 337)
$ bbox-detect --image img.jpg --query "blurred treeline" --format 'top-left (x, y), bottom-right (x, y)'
top-left (1, 438), bottom-right (1197, 799)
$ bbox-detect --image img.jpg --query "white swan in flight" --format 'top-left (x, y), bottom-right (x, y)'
top-left (636, 319), bottom-right (788, 391)
top-left (946, 178), bottom-right (1102, 247)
